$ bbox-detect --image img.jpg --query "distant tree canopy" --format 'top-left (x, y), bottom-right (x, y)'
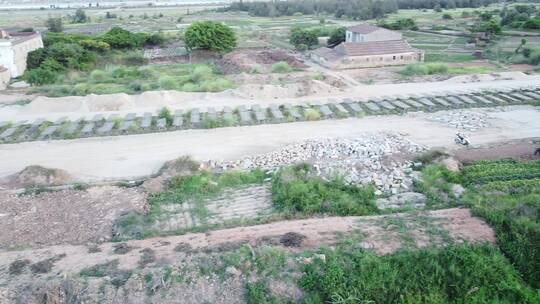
top-left (500, 5), bottom-right (539, 29)
top-left (327, 27), bottom-right (346, 47)
top-left (100, 27), bottom-right (148, 49)
top-left (224, 0), bottom-right (501, 19)
top-left (45, 17), bottom-right (63, 32)
top-left (290, 27), bottom-right (319, 50)
top-left (184, 21), bottom-right (237, 53)
top-left (73, 8), bottom-right (88, 23)
top-left (378, 18), bottom-right (418, 30)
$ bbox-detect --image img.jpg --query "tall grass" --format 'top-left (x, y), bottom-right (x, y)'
top-left (29, 63), bottom-right (234, 97)
top-left (300, 244), bottom-right (539, 303)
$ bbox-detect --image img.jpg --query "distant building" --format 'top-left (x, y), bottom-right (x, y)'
top-left (311, 24), bottom-right (423, 69)
top-left (0, 29), bottom-right (44, 79)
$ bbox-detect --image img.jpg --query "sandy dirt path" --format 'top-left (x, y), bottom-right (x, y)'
top-left (0, 106), bottom-right (538, 181)
top-left (0, 208), bottom-right (494, 278)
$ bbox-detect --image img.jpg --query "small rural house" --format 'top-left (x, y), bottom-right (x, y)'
top-left (312, 24), bottom-right (423, 69)
top-left (0, 29), bottom-right (43, 87)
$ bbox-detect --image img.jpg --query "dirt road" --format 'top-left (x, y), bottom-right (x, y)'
top-left (0, 106), bottom-right (538, 181)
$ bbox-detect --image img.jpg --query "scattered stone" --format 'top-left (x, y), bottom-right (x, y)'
top-left (376, 192), bottom-right (427, 209)
top-left (438, 157), bottom-right (461, 172)
top-left (428, 110), bottom-right (490, 131)
top-left (216, 132), bottom-right (426, 194)
top-left (225, 266), bottom-right (242, 276)
top-left (451, 184), bottom-right (466, 198)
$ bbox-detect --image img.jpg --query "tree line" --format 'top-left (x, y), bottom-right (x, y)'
top-left (224, 0), bottom-right (502, 18)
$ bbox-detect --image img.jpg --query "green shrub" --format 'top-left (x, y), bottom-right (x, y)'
top-left (191, 65), bottom-right (214, 82)
top-left (24, 67), bottom-right (59, 85)
top-left (158, 76), bottom-right (178, 90)
top-left (400, 63), bottom-right (449, 76)
top-left (90, 69), bottom-right (108, 82)
top-left (303, 108), bottom-right (320, 121)
top-left (158, 107), bottom-right (173, 125)
top-left (300, 244), bottom-right (539, 303)
top-left (271, 164), bottom-right (376, 216)
top-left (271, 61), bottom-right (293, 73)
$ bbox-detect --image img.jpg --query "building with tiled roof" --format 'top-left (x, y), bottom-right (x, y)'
top-left (0, 29), bottom-right (43, 82)
top-left (311, 24), bottom-right (423, 69)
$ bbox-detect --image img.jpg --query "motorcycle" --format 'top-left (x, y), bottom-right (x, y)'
top-left (455, 133), bottom-right (470, 146)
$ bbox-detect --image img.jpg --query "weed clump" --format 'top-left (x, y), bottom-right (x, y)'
top-left (271, 61), bottom-right (293, 73)
top-left (271, 164), bottom-right (377, 216)
top-left (303, 108), bottom-right (320, 121)
top-left (9, 259), bottom-right (31, 275)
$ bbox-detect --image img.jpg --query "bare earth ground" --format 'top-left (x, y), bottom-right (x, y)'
top-left (0, 208), bottom-right (494, 304)
top-left (0, 106), bottom-right (538, 181)
top-left (0, 186), bottom-right (147, 249)
top-left (0, 208), bottom-right (493, 277)
top-left (455, 138), bottom-right (540, 162)
top-left (0, 72), bottom-right (537, 123)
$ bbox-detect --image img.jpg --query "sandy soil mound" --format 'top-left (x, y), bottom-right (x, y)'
top-left (0, 165), bottom-right (73, 189)
top-left (218, 49), bottom-right (307, 74)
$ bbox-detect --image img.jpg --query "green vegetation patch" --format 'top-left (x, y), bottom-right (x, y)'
top-left (31, 63), bottom-right (234, 97)
top-left (300, 244), bottom-right (539, 303)
top-left (114, 169), bottom-right (267, 240)
top-left (460, 160), bottom-right (540, 289)
top-left (400, 62), bottom-right (495, 76)
top-left (415, 159), bottom-right (540, 289)
top-left (461, 159), bottom-right (540, 184)
top-left (271, 164), bottom-right (377, 216)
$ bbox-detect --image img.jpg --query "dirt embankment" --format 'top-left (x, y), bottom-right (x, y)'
top-left (0, 186), bottom-right (147, 249)
top-left (0, 208), bottom-right (494, 275)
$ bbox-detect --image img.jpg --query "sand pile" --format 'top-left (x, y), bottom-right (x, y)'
top-left (0, 165), bottom-right (74, 189)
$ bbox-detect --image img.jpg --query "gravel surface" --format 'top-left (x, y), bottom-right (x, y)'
top-left (427, 109), bottom-right (491, 131)
top-left (216, 132), bottom-right (426, 194)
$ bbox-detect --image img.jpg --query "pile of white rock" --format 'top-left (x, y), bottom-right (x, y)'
top-left (428, 110), bottom-right (490, 131)
top-left (215, 132), bottom-right (426, 195)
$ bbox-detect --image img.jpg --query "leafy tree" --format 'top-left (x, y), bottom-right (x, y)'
top-left (327, 27), bottom-right (346, 48)
top-left (100, 27), bottom-right (146, 49)
top-left (442, 13), bottom-right (453, 20)
top-left (79, 39), bottom-right (111, 52)
top-left (45, 17), bottom-right (63, 32)
top-left (523, 17), bottom-right (540, 30)
top-left (289, 27), bottom-right (318, 50)
top-left (184, 21), bottom-right (237, 53)
top-left (26, 48), bottom-right (48, 69)
top-left (73, 9), bottom-right (88, 23)
top-left (144, 33), bottom-right (166, 46)
top-left (471, 19), bottom-right (501, 39)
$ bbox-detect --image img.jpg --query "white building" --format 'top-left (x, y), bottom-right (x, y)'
top-left (0, 29), bottom-right (43, 79)
top-left (312, 24), bottom-right (423, 69)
